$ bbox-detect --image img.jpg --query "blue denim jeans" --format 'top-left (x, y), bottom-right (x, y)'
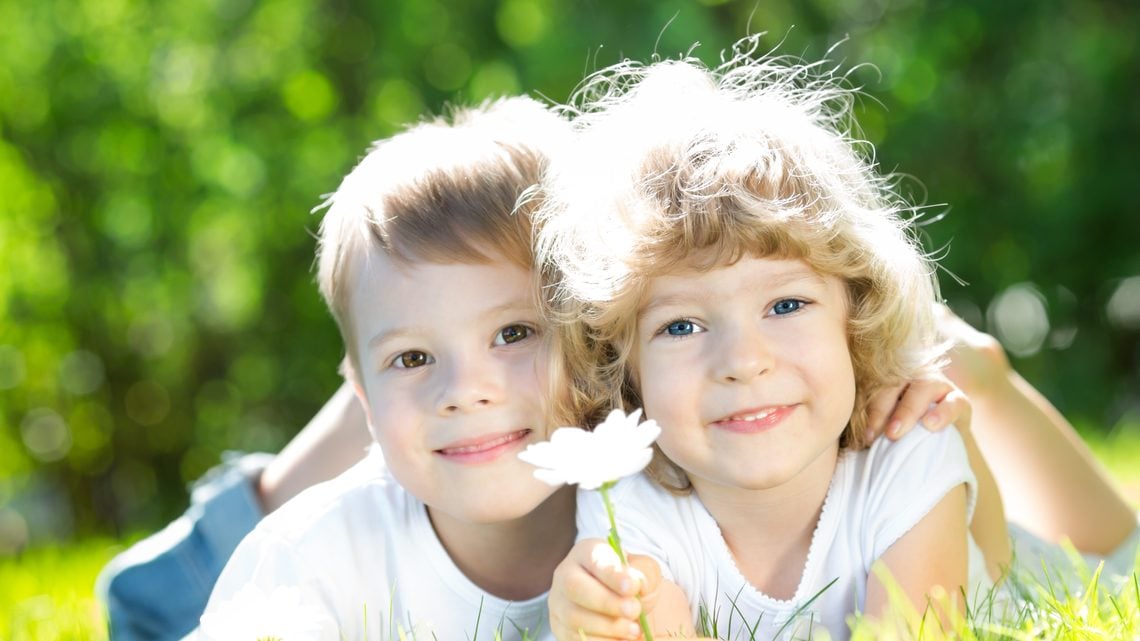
top-left (98, 452), bottom-right (272, 641)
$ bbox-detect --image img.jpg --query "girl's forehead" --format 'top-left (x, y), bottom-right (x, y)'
top-left (643, 255), bottom-right (826, 295)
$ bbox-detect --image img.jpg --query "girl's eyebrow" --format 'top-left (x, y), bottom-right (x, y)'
top-left (763, 268), bottom-right (828, 290)
top-left (639, 265), bottom-right (828, 318)
top-left (638, 294), bottom-right (694, 319)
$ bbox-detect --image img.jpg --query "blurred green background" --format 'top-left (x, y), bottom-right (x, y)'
top-left (1, 0), bottom-right (1138, 551)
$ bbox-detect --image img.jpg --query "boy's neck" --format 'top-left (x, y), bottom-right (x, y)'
top-left (694, 443), bottom-right (839, 600)
top-left (426, 485), bottom-right (577, 601)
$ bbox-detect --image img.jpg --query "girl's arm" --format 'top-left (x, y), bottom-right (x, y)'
top-left (950, 421), bottom-right (1010, 580)
top-left (940, 306), bottom-right (1136, 556)
top-left (866, 484), bottom-right (969, 625)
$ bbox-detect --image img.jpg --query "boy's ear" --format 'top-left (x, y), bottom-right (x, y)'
top-left (350, 380), bottom-right (374, 428)
top-left (340, 355), bottom-right (374, 427)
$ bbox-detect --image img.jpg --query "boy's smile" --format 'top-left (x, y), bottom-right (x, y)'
top-left (634, 256), bottom-right (856, 499)
top-left (348, 250), bottom-right (558, 524)
top-left (433, 428), bottom-right (533, 464)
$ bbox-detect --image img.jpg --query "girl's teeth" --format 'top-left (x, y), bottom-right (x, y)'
top-left (733, 409), bottom-right (777, 421)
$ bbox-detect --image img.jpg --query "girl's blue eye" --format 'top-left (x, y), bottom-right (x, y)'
top-left (494, 324), bottom-right (531, 345)
top-left (772, 299), bottom-right (805, 315)
top-left (665, 320), bottom-right (696, 336)
top-left (394, 351), bottom-right (433, 369)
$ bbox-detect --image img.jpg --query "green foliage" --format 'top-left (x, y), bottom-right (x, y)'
top-left (0, 539), bottom-right (116, 640)
top-left (1, 0), bottom-right (1138, 545)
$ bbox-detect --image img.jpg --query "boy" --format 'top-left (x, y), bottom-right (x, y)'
top-left (195, 97), bottom-right (577, 640)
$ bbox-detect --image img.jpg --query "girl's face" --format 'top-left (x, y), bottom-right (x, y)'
top-left (632, 256), bottom-right (856, 497)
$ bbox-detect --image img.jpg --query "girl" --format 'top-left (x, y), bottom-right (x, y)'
top-left (537, 45), bottom-right (1138, 640)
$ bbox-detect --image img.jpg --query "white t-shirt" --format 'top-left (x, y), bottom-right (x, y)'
top-left (198, 449), bottom-right (551, 641)
top-left (577, 426), bottom-right (989, 641)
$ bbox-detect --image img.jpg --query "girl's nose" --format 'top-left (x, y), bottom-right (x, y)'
top-left (712, 324), bottom-right (773, 383)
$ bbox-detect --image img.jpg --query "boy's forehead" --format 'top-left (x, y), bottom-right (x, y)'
top-left (346, 248), bottom-right (537, 325)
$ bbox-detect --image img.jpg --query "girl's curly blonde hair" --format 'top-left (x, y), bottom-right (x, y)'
top-left (537, 39), bottom-right (948, 488)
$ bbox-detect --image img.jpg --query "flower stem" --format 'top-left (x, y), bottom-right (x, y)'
top-left (599, 482), bottom-right (654, 641)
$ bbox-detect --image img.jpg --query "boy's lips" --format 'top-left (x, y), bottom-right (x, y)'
top-left (710, 405), bottom-right (796, 434)
top-left (434, 429), bottom-right (532, 464)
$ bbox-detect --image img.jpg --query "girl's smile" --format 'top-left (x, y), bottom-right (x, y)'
top-left (709, 404), bottom-right (798, 434)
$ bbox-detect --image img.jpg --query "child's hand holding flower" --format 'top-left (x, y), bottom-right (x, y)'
top-left (519, 408), bottom-right (661, 641)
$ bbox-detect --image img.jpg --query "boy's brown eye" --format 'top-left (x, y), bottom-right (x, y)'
top-left (396, 351), bottom-right (431, 369)
top-left (495, 324), bottom-right (530, 345)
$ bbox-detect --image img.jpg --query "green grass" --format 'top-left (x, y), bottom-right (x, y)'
top-left (3, 428), bottom-right (1139, 640)
top-left (0, 538), bottom-right (118, 641)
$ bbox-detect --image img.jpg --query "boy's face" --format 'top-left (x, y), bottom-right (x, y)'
top-left (348, 250), bottom-right (558, 523)
top-left (633, 255), bottom-right (856, 498)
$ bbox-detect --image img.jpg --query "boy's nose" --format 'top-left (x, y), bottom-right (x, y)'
top-left (438, 358), bottom-right (505, 414)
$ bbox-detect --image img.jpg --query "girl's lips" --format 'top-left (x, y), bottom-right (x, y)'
top-left (434, 429), bottom-right (532, 464)
top-left (710, 405), bottom-right (796, 434)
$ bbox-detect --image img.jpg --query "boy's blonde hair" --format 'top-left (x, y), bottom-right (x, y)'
top-left (537, 42), bottom-right (948, 485)
top-left (316, 97), bottom-right (568, 378)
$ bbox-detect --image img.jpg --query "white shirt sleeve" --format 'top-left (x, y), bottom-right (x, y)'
top-left (859, 425), bottom-right (978, 564)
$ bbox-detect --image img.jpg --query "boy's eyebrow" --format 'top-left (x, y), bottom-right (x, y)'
top-left (367, 299), bottom-right (537, 350)
top-left (368, 327), bottom-right (418, 351)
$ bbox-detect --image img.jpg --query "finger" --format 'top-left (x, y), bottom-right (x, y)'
top-left (560, 564), bottom-right (642, 618)
top-left (922, 387), bottom-right (972, 433)
top-left (585, 542), bottom-right (641, 596)
top-left (888, 379), bottom-right (953, 439)
top-left (865, 384), bottom-right (907, 443)
top-left (626, 554), bottom-right (661, 592)
top-left (551, 605), bottom-right (643, 641)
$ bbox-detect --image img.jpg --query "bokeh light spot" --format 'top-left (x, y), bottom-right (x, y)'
top-left (423, 44), bottom-right (472, 91)
top-left (282, 70), bottom-right (338, 122)
top-left (987, 283), bottom-right (1050, 358)
top-left (1106, 275), bottom-right (1140, 330)
top-left (21, 408), bottom-right (72, 463)
top-left (496, 0), bottom-right (548, 48)
top-left (468, 60), bottom-right (521, 101)
top-left (59, 350), bottom-right (105, 395)
top-left (0, 507), bottom-right (29, 556)
top-left (128, 313), bottom-right (175, 358)
top-left (372, 79), bottom-right (425, 129)
top-left (97, 191), bottom-right (153, 248)
top-left (400, 1), bottom-right (449, 46)
top-left (125, 380), bottom-right (171, 426)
